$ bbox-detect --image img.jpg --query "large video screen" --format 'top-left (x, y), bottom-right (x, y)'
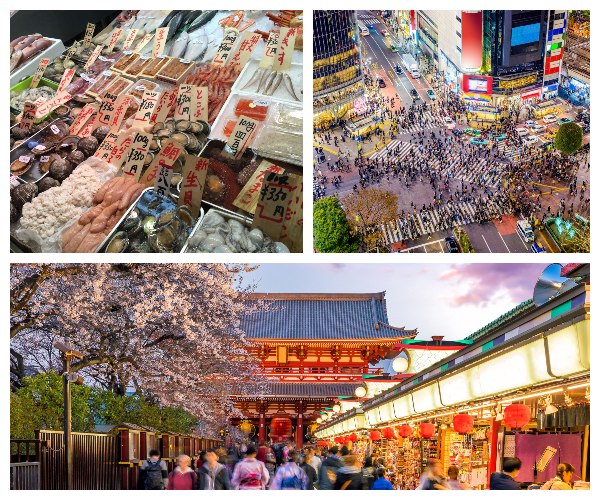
top-left (468, 78), bottom-right (488, 93)
top-left (511, 23), bottom-right (540, 46)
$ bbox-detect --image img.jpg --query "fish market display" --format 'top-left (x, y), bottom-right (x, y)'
top-left (185, 209), bottom-right (289, 253)
top-left (10, 9), bottom-right (304, 253)
top-left (60, 176), bottom-right (145, 252)
top-left (10, 34), bottom-right (53, 72)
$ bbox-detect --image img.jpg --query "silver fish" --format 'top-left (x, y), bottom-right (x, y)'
top-left (188, 10), bottom-right (218, 32)
top-left (282, 73), bottom-right (300, 101)
top-left (241, 66), bottom-right (266, 90)
top-left (257, 70), bottom-right (274, 94)
top-left (266, 72), bottom-right (283, 96)
top-left (183, 36), bottom-right (208, 61)
top-left (170, 31), bottom-right (189, 58)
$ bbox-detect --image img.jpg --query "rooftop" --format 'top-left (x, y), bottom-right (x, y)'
top-left (242, 292), bottom-right (417, 341)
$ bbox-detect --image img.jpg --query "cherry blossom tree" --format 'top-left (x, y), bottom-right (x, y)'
top-left (11, 264), bottom-right (265, 434)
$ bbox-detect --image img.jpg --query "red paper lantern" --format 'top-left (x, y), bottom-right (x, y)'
top-left (382, 427), bottom-right (396, 439)
top-left (398, 424), bottom-right (413, 438)
top-left (503, 404), bottom-right (531, 429)
top-left (348, 433), bottom-right (358, 442)
top-left (453, 414), bottom-right (474, 434)
top-left (370, 430), bottom-right (382, 441)
top-left (419, 423), bottom-right (435, 439)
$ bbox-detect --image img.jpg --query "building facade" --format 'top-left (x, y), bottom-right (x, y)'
top-left (231, 292), bottom-right (417, 448)
top-left (313, 10), bottom-right (366, 127)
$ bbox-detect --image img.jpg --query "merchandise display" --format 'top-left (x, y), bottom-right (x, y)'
top-left (10, 10), bottom-right (304, 253)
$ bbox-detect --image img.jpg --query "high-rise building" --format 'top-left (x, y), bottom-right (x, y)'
top-left (415, 10), bottom-right (566, 107)
top-left (313, 10), bottom-right (366, 127)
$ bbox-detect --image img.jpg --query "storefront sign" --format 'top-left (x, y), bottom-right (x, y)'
top-left (499, 74), bottom-right (537, 89)
top-left (178, 155), bottom-right (209, 218)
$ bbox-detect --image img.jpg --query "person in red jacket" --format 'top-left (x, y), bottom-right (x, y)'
top-left (167, 454), bottom-right (198, 490)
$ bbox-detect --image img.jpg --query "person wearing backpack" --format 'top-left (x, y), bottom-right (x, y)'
top-left (231, 445), bottom-right (270, 490)
top-left (270, 451), bottom-right (309, 490)
top-left (334, 454), bottom-right (369, 490)
top-left (139, 449), bottom-right (168, 490)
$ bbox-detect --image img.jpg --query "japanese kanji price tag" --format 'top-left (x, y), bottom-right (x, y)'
top-left (174, 84), bottom-right (193, 121)
top-left (107, 130), bottom-right (133, 167)
top-left (84, 44), bottom-right (103, 71)
top-left (30, 58), bottom-right (50, 89)
top-left (190, 86), bottom-right (208, 123)
top-left (272, 27), bottom-right (297, 72)
top-left (223, 114), bottom-right (258, 160)
top-left (134, 89), bottom-right (161, 125)
top-left (57, 67), bottom-right (76, 94)
top-left (69, 102), bottom-right (99, 135)
top-left (142, 138), bottom-right (183, 190)
top-left (83, 23), bottom-right (95, 46)
top-left (63, 42), bottom-right (79, 63)
top-left (213, 28), bottom-right (239, 65)
top-left (278, 174), bottom-right (303, 252)
top-left (34, 92), bottom-right (72, 119)
top-left (122, 131), bottom-right (152, 181)
top-left (151, 89), bottom-right (177, 124)
top-left (252, 171), bottom-right (296, 241)
top-left (122, 29), bottom-right (139, 51)
top-left (94, 131), bottom-right (119, 159)
top-left (105, 28), bottom-right (123, 53)
top-left (228, 32), bottom-right (262, 71)
top-left (134, 33), bottom-right (154, 53)
top-left (233, 159), bottom-right (285, 214)
top-left (177, 154), bottom-right (209, 218)
top-left (259, 31), bottom-right (279, 68)
top-left (110, 94), bottom-right (133, 132)
top-left (19, 101), bottom-right (37, 132)
top-left (152, 28), bottom-right (168, 57)
top-left (93, 91), bottom-right (119, 129)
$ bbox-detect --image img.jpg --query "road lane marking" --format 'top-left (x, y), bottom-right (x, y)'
top-left (498, 232), bottom-right (512, 253)
top-left (400, 238), bottom-right (445, 252)
top-left (481, 234), bottom-right (492, 253)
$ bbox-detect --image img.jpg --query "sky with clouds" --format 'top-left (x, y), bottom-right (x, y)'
top-left (238, 263), bottom-right (549, 341)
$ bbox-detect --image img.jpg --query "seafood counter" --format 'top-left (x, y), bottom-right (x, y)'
top-left (10, 10), bottom-right (304, 253)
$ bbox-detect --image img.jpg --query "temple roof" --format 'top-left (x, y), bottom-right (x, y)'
top-left (232, 382), bottom-right (362, 398)
top-left (242, 292), bottom-right (417, 341)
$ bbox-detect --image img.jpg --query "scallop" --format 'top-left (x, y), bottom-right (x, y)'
top-left (170, 132), bottom-right (189, 146)
top-left (176, 205), bottom-right (194, 226)
top-left (156, 210), bottom-right (176, 228)
top-left (175, 120), bottom-right (191, 131)
top-left (156, 129), bottom-right (171, 139)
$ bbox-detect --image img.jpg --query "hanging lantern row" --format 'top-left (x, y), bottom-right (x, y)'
top-left (452, 413), bottom-right (474, 434)
top-left (419, 422), bottom-right (435, 439)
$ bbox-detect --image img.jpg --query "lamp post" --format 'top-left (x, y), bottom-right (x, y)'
top-left (53, 342), bottom-right (84, 490)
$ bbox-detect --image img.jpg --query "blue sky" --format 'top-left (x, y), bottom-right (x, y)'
top-left (238, 264), bottom-right (548, 341)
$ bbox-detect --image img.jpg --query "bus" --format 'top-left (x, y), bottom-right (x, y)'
top-left (357, 20), bottom-right (369, 36)
top-left (516, 219), bottom-right (535, 243)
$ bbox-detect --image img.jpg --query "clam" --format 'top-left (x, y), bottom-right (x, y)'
top-left (156, 128), bottom-right (171, 139)
top-left (170, 132), bottom-right (189, 146)
top-left (189, 122), bottom-right (202, 134)
top-left (151, 122), bottom-right (164, 134)
top-left (164, 120), bottom-right (176, 133)
top-left (11, 183), bottom-right (38, 210)
top-left (170, 172), bottom-right (183, 188)
top-left (175, 120), bottom-right (191, 131)
top-left (106, 231), bottom-right (129, 253)
top-left (10, 156), bottom-right (33, 176)
top-left (77, 136), bottom-right (99, 157)
top-left (149, 139), bottom-right (161, 152)
top-left (122, 215), bottom-right (142, 236)
top-left (155, 210), bottom-right (175, 228)
top-left (148, 226), bottom-right (176, 252)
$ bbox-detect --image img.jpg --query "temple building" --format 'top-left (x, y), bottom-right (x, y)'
top-left (230, 292), bottom-right (417, 448)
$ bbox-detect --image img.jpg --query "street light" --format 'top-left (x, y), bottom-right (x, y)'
top-left (53, 342), bottom-right (84, 490)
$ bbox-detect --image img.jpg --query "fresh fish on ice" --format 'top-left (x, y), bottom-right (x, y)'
top-left (188, 10), bottom-right (218, 32)
top-left (170, 31), bottom-right (189, 58)
top-left (183, 35), bottom-right (208, 61)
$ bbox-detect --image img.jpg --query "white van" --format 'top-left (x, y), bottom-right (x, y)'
top-left (516, 219), bottom-right (535, 243)
top-left (358, 21), bottom-right (369, 36)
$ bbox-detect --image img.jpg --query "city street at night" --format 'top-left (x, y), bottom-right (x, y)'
top-left (313, 10), bottom-right (590, 253)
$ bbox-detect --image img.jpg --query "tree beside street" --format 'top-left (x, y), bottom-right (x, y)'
top-left (342, 188), bottom-right (398, 251)
top-left (554, 122), bottom-right (583, 155)
top-left (313, 197), bottom-right (360, 253)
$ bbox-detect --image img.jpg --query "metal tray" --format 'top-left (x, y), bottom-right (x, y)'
top-left (95, 187), bottom-right (204, 253)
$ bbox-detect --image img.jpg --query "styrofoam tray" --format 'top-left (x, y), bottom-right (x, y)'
top-left (10, 38), bottom-right (66, 87)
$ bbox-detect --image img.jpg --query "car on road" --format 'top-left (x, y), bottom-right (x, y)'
top-left (445, 236), bottom-right (460, 253)
top-left (469, 137), bottom-right (489, 146)
top-left (517, 219), bottom-right (535, 243)
top-left (525, 120), bottom-right (536, 127)
top-left (543, 114), bottom-right (558, 123)
top-left (381, 29), bottom-right (388, 36)
top-left (522, 136), bottom-right (538, 146)
top-left (531, 242), bottom-right (547, 253)
top-left (410, 88), bottom-right (419, 99)
top-left (369, 24), bottom-right (375, 31)
top-left (378, 78), bottom-right (386, 88)
top-left (557, 117), bottom-right (574, 125)
top-left (539, 139), bottom-right (554, 151)
top-left (515, 127), bottom-right (529, 137)
top-left (452, 128), bottom-right (464, 136)
top-left (529, 124), bottom-right (546, 134)
top-left (394, 64), bottom-right (403, 75)
top-left (493, 133), bottom-right (507, 141)
top-left (426, 89), bottom-right (436, 100)
top-left (464, 128), bottom-right (481, 136)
